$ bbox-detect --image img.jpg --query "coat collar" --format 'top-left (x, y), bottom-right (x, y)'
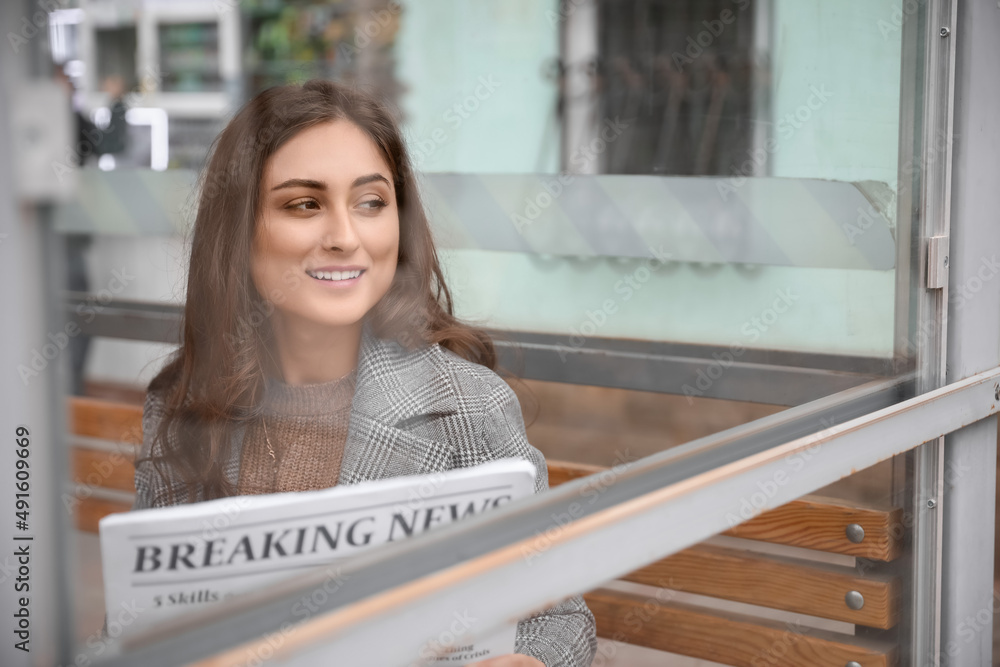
top-left (352, 326), bottom-right (461, 425)
top-left (337, 327), bottom-right (464, 484)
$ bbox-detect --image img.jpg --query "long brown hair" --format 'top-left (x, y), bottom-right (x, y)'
top-left (144, 80), bottom-right (495, 504)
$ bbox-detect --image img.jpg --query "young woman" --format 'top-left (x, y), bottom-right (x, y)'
top-left (133, 79), bottom-right (597, 666)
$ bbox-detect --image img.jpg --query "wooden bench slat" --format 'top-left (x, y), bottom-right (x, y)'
top-left (548, 459), bottom-right (902, 561)
top-left (584, 588), bottom-right (897, 667)
top-left (625, 543), bottom-right (898, 629)
top-left (724, 495), bottom-right (903, 561)
top-left (76, 497), bottom-right (132, 533)
top-left (72, 446), bottom-right (137, 494)
top-left (547, 459), bottom-right (606, 487)
top-left (69, 396), bottom-right (144, 443)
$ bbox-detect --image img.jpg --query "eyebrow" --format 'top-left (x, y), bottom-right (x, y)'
top-left (270, 173), bottom-right (391, 192)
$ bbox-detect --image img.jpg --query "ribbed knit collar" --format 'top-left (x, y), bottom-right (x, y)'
top-left (261, 369), bottom-right (357, 417)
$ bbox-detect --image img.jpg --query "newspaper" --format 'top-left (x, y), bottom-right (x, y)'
top-left (99, 458), bottom-right (537, 664)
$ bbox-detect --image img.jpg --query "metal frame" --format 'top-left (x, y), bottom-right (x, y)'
top-left (19, 1), bottom-right (993, 664)
top-left (63, 296), bottom-right (892, 406)
top-left (495, 330), bottom-right (891, 405)
top-left (938, 0), bottom-right (1000, 663)
top-left (0, 5), bottom-right (74, 665)
top-left (894, 0), bottom-right (958, 660)
top-left (99, 366), bottom-right (1000, 667)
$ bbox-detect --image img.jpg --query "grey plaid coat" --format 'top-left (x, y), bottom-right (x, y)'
top-left (134, 330), bottom-right (597, 666)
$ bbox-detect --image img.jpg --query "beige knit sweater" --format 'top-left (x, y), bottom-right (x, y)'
top-left (237, 370), bottom-right (357, 495)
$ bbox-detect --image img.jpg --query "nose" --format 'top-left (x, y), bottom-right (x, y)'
top-left (321, 206), bottom-right (361, 254)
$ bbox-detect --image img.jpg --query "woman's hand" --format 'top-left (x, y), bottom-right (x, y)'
top-left (466, 654), bottom-right (545, 667)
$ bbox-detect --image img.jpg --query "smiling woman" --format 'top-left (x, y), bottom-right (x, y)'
top-left (130, 80), bottom-right (597, 666)
top-left (253, 120), bottom-right (401, 385)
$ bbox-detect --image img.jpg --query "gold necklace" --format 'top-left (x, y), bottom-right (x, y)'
top-left (261, 415), bottom-right (279, 468)
top-left (259, 370), bottom-right (354, 486)
top-left (258, 416), bottom-right (283, 493)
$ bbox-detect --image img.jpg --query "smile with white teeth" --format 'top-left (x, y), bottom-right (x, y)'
top-left (307, 269), bottom-right (363, 281)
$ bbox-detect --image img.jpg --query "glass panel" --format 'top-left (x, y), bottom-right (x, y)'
top-left (411, 0), bottom-right (903, 366)
top-left (24, 0), bottom-right (944, 665)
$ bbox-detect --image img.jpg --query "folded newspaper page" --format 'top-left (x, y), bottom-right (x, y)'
top-left (99, 458), bottom-right (537, 665)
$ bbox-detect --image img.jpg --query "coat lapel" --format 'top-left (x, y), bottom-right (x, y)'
top-left (337, 329), bottom-right (460, 485)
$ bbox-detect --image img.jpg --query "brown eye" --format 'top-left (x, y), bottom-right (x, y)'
top-left (286, 199), bottom-right (319, 211)
top-left (359, 197), bottom-right (388, 210)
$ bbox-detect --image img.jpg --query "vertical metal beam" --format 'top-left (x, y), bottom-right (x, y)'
top-left (940, 0), bottom-right (1000, 664)
top-left (0, 2), bottom-right (75, 665)
top-left (903, 0), bottom-right (958, 662)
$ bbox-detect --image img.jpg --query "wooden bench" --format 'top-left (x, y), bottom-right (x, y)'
top-left (68, 396), bottom-right (143, 532)
top-left (70, 396), bottom-right (903, 666)
top-left (552, 461), bottom-right (902, 667)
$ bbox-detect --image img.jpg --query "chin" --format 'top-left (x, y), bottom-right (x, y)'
top-left (280, 308), bottom-right (365, 332)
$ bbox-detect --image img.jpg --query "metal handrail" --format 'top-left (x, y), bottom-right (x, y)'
top-left (96, 369), bottom-right (960, 666)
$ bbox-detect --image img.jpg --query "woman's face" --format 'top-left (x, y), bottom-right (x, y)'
top-left (252, 120), bottom-right (400, 337)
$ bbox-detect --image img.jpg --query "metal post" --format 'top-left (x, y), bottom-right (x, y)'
top-left (939, 0), bottom-right (1000, 664)
top-left (0, 2), bottom-right (74, 664)
top-left (903, 0), bottom-right (958, 660)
